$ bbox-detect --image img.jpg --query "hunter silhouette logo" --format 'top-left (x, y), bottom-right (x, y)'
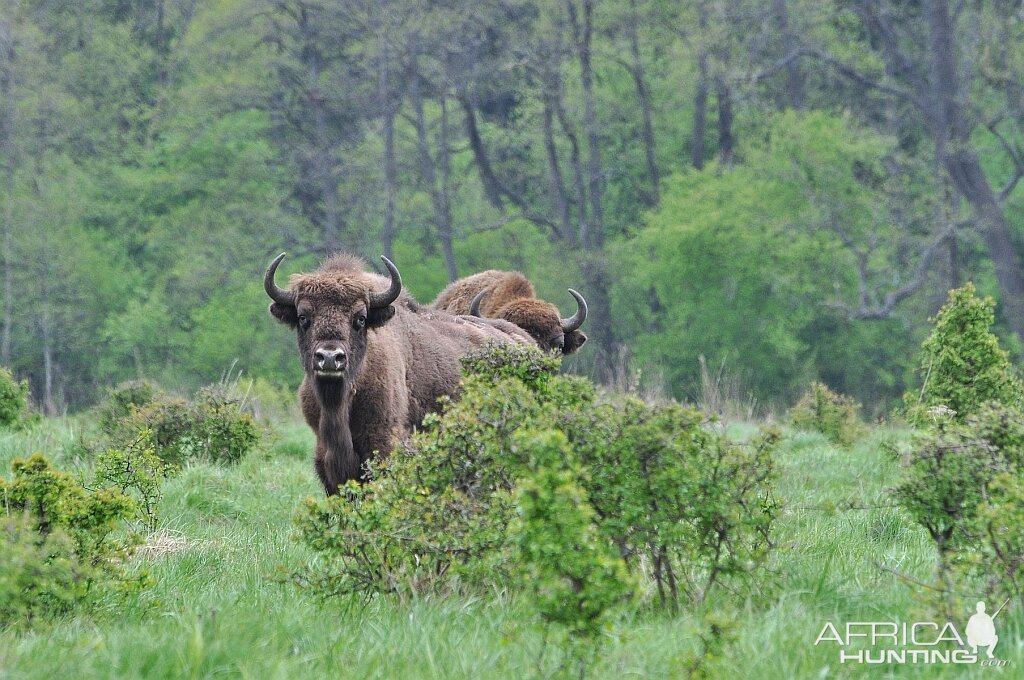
top-left (966, 599), bottom-right (1007, 660)
top-left (814, 599), bottom-right (1013, 666)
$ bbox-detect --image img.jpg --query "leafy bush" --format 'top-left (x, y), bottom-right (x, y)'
top-left (94, 429), bottom-right (172, 533)
top-left (892, 406), bottom-right (1024, 613)
top-left (787, 382), bottom-right (865, 447)
top-left (0, 454), bottom-right (147, 626)
top-left (95, 380), bottom-right (162, 436)
top-left (904, 283), bottom-right (1023, 424)
top-left (892, 285), bottom-right (1024, 612)
top-left (513, 430), bottom-right (634, 677)
top-left (0, 366), bottom-right (34, 429)
top-left (104, 384), bottom-right (260, 466)
top-left (291, 344), bottom-right (778, 615)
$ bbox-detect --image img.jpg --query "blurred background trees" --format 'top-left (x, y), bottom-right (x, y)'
top-left (2, 0), bottom-right (1023, 415)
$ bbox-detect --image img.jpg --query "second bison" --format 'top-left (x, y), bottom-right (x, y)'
top-left (431, 270), bottom-right (588, 354)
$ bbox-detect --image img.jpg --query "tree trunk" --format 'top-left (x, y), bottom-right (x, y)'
top-left (924, 0), bottom-right (1024, 339)
top-left (691, 0), bottom-right (708, 172)
top-left (461, 98), bottom-right (504, 209)
top-left (438, 97), bottom-right (457, 281)
top-left (0, 18), bottom-right (14, 365)
top-left (570, 0), bottom-right (605, 248)
top-left (554, 81), bottom-right (589, 247)
top-left (627, 0), bottom-right (659, 204)
top-left (715, 76), bottom-right (733, 165)
top-left (411, 78), bottom-right (458, 281)
top-left (381, 105), bottom-right (398, 261)
top-left (771, 0), bottom-right (804, 109)
top-left (542, 94), bottom-right (573, 244)
top-left (41, 312), bottom-right (55, 415)
top-left (946, 151), bottom-right (1024, 335)
top-left (379, 45), bottom-right (399, 260)
top-left (300, 7), bottom-right (342, 253)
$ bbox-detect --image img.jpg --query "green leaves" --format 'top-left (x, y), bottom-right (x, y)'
top-left (787, 382), bottom-right (866, 447)
top-left (0, 453), bottom-right (146, 626)
top-left (906, 283), bottom-right (1024, 424)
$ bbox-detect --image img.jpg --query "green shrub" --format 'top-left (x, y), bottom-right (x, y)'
top-left (893, 284), bottom-right (1024, 613)
top-left (0, 454), bottom-right (147, 626)
top-left (787, 382), bottom-right (865, 447)
top-left (892, 402), bottom-right (1024, 613)
top-left (291, 344), bottom-right (778, 614)
top-left (105, 385), bottom-right (260, 466)
top-left (904, 283), bottom-right (1023, 424)
top-left (94, 429), bottom-right (173, 533)
top-left (193, 385), bottom-right (262, 464)
top-left (95, 380), bottom-right (162, 436)
top-left (513, 430), bottom-right (633, 676)
top-left (0, 366), bottom-right (33, 429)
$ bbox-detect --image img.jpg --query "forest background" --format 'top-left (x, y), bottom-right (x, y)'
top-left (4, 0), bottom-right (1024, 416)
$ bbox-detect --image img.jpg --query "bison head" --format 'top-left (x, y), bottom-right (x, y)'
top-left (265, 252), bottom-right (402, 397)
top-left (471, 288), bottom-right (588, 354)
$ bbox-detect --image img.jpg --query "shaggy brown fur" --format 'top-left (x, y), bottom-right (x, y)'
top-left (266, 254), bottom-right (534, 495)
top-left (430, 270), bottom-right (588, 354)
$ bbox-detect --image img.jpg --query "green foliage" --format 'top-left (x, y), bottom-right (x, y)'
top-left (292, 345), bottom-right (777, 616)
top-left (95, 380), bottom-right (162, 436)
top-left (104, 385), bottom-right (260, 466)
top-left (0, 367), bottom-right (33, 429)
top-left (513, 430), bottom-right (633, 641)
top-left (893, 401), bottom-right (1024, 611)
top-left (612, 112), bottom-right (920, 407)
top-left (0, 454), bottom-right (146, 626)
top-left (94, 430), bottom-right (173, 533)
top-left (905, 283), bottom-right (1023, 424)
top-left (459, 341), bottom-right (562, 391)
top-left (787, 382), bottom-right (866, 447)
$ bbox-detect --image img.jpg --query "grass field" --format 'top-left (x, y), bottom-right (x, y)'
top-left (0, 417), bottom-right (1020, 679)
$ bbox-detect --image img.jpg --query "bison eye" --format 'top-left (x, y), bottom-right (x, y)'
top-left (298, 314), bottom-right (311, 330)
top-left (353, 313), bottom-right (367, 330)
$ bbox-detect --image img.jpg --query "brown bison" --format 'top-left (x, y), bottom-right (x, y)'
top-left (430, 270), bottom-right (588, 354)
top-left (265, 253), bottom-right (534, 495)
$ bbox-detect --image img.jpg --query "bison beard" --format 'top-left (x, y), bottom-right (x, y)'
top-left (430, 270), bottom-right (588, 354)
top-left (266, 252), bottom-right (534, 495)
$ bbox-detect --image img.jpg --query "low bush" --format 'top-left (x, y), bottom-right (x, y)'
top-left (787, 382), bottom-right (865, 447)
top-left (291, 344), bottom-right (779, 617)
top-left (94, 429), bottom-right (172, 533)
top-left (102, 384), bottom-right (260, 466)
top-left (0, 366), bottom-right (35, 430)
top-left (95, 380), bottom-right (162, 436)
top-left (0, 454), bottom-right (148, 626)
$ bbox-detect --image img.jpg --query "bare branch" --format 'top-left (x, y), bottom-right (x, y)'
top-left (839, 223), bottom-right (956, 320)
top-left (987, 118), bottom-right (1024, 202)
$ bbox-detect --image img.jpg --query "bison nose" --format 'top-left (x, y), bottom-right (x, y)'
top-left (315, 348), bottom-right (347, 371)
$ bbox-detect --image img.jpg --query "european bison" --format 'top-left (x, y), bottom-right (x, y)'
top-left (265, 253), bottom-right (534, 495)
top-left (430, 270), bottom-right (588, 354)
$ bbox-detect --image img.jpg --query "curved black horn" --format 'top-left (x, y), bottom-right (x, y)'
top-left (469, 290), bottom-right (488, 317)
top-left (368, 256), bottom-right (402, 308)
top-left (264, 252), bottom-right (296, 306)
top-left (560, 289), bottom-right (588, 332)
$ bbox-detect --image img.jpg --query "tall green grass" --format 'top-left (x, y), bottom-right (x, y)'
top-left (0, 420), bottom-right (1019, 678)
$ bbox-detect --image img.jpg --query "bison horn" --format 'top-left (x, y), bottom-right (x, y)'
top-left (369, 255), bottom-right (402, 308)
top-left (560, 289), bottom-right (588, 332)
top-left (469, 290), bottom-right (488, 317)
top-left (264, 252), bottom-right (296, 306)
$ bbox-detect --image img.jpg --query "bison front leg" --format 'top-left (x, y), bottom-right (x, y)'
top-left (313, 442), bottom-right (338, 496)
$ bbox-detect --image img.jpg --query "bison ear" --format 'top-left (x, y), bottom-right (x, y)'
top-left (563, 331), bottom-right (587, 354)
top-left (367, 305), bottom-right (396, 329)
top-left (269, 302), bottom-right (298, 327)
